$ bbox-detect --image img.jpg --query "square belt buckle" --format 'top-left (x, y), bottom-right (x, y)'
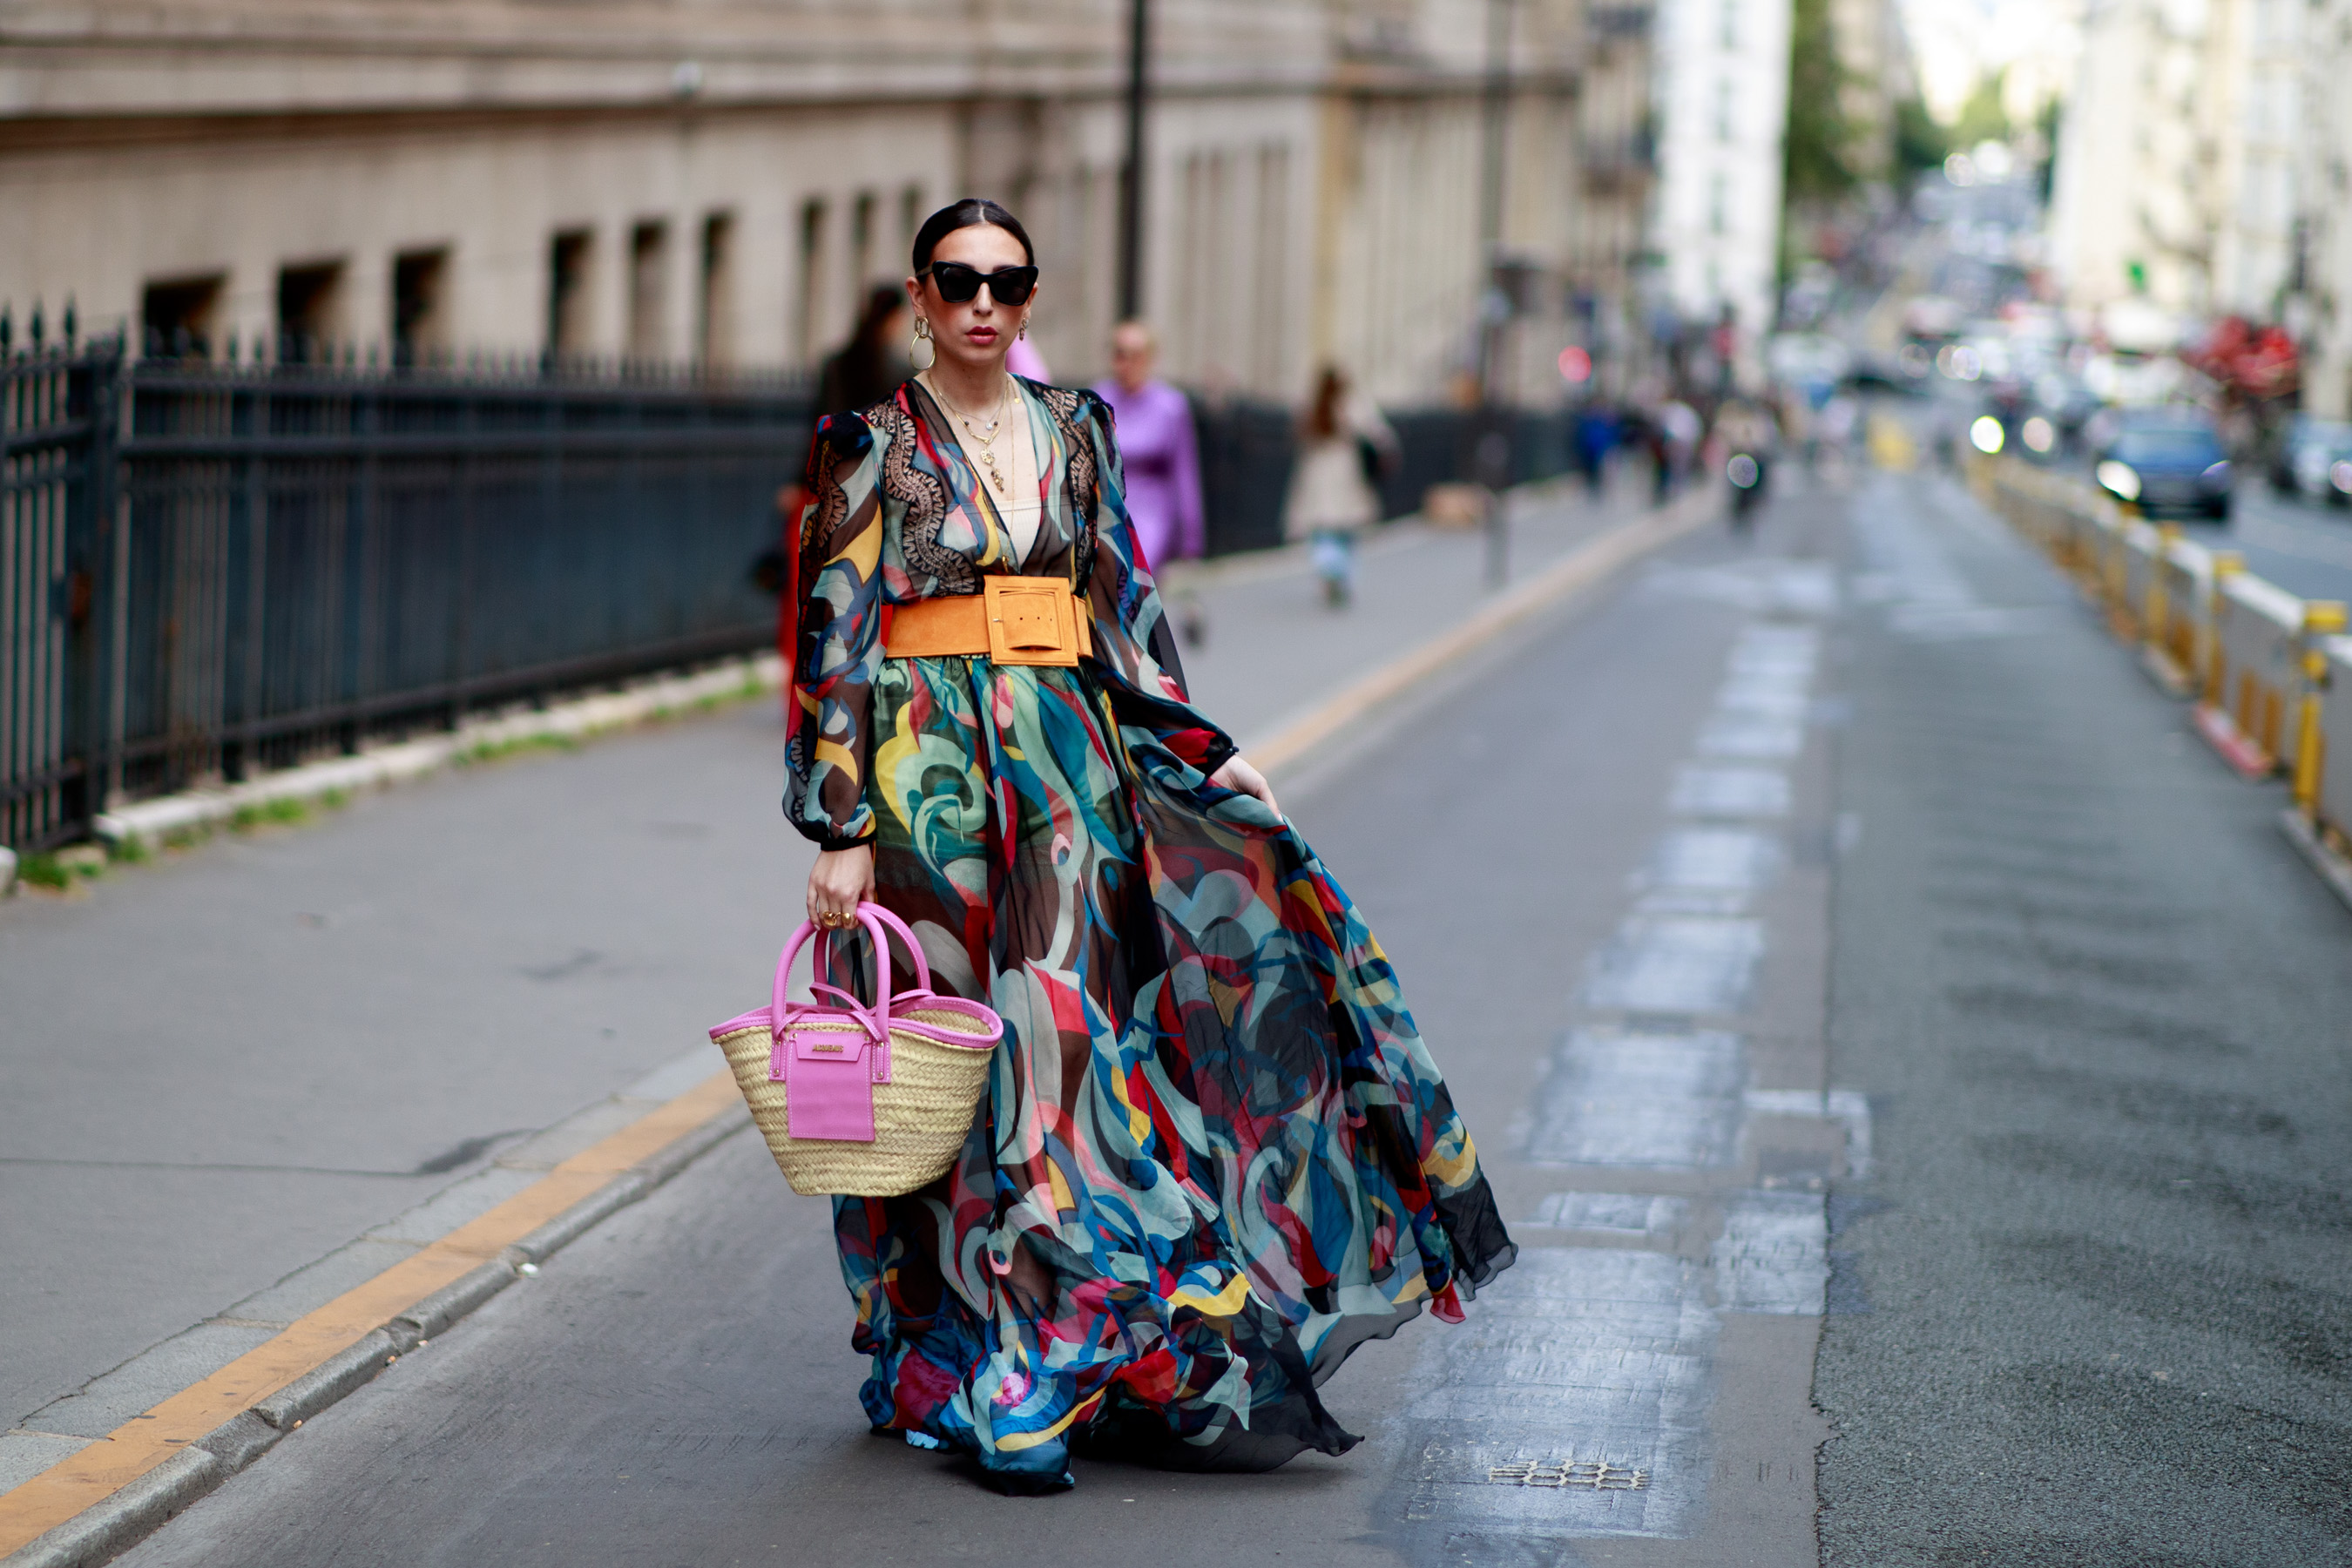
top-left (983, 575), bottom-right (1081, 667)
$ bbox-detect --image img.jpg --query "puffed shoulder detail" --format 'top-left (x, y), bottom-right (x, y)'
top-left (1030, 380), bottom-right (1114, 435)
top-left (812, 409), bottom-right (875, 461)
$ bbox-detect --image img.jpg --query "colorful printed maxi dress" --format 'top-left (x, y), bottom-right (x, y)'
top-left (786, 378), bottom-right (1514, 1493)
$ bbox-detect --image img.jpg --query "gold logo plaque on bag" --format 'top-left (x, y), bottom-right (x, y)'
top-left (983, 574), bottom-right (1086, 666)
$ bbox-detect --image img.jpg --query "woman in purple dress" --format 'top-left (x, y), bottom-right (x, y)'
top-left (1093, 321), bottom-right (1207, 643)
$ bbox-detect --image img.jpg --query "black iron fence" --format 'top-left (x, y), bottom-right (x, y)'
top-left (3, 343), bottom-right (811, 851)
top-left (1, 344), bottom-right (118, 852)
top-left (3, 342), bottom-right (1585, 851)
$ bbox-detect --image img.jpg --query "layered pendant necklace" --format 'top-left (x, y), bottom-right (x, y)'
top-left (930, 374), bottom-right (1012, 498)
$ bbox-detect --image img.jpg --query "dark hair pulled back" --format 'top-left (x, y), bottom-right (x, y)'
top-left (911, 198), bottom-right (1035, 273)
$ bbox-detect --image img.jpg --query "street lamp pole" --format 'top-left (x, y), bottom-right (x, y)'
top-left (1477, 0), bottom-right (1511, 310)
top-left (1118, 0), bottom-right (1151, 321)
top-left (1475, 0), bottom-right (1515, 587)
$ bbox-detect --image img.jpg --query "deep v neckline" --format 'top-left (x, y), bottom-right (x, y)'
top-left (916, 376), bottom-right (1055, 575)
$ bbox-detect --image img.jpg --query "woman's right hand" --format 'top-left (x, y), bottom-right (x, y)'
top-left (807, 844), bottom-right (875, 928)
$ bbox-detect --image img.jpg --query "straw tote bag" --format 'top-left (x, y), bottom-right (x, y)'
top-left (709, 904), bottom-right (1002, 1197)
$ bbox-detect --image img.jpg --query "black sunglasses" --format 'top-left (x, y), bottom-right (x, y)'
top-left (920, 261), bottom-right (1039, 307)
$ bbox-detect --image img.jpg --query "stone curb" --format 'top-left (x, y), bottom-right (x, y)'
top-left (0, 1115), bottom-right (752, 1568)
top-left (91, 653), bottom-right (785, 855)
top-left (388, 1261), bottom-right (520, 1343)
top-left (2279, 807), bottom-right (2352, 914)
top-left (2, 1451), bottom-right (223, 1568)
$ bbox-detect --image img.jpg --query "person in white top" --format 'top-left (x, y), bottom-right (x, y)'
top-left (1282, 365), bottom-right (1397, 608)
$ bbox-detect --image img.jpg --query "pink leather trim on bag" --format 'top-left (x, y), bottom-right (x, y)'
top-left (722, 903), bottom-right (1002, 1145)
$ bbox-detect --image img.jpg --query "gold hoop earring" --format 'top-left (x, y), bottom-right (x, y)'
top-left (910, 316), bottom-right (936, 372)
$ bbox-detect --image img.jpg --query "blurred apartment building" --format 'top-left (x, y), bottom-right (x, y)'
top-left (0, 0), bottom-right (1661, 406)
top-left (1646, 0), bottom-right (1791, 384)
top-left (1825, 0), bottom-right (1910, 180)
top-left (2050, 0), bottom-right (2352, 416)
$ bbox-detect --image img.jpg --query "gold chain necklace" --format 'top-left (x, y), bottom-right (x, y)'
top-left (929, 375), bottom-right (1012, 496)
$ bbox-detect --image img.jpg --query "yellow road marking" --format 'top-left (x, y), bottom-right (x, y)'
top-left (0, 1071), bottom-right (742, 1557)
top-left (1248, 495), bottom-right (1719, 775)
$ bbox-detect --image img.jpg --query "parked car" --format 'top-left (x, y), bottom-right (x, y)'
top-left (2273, 415), bottom-right (2352, 506)
top-left (2093, 416), bottom-right (2234, 521)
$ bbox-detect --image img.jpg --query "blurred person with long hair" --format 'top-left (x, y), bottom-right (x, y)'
top-left (762, 286), bottom-right (917, 698)
top-left (787, 199), bottom-right (1511, 1495)
top-left (1092, 320), bottom-right (1206, 643)
top-left (818, 284), bottom-right (915, 417)
top-left (1283, 364), bottom-right (1396, 608)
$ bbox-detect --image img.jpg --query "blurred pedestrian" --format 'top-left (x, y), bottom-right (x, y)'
top-left (1634, 405), bottom-right (1673, 506)
top-left (1093, 321), bottom-right (1207, 643)
top-left (1574, 401), bottom-right (1622, 498)
top-left (1284, 364), bottom-right (1397, 608)
top-left (817, 284), bottom-right (914, 417)
top-left (1713, 395), bottom-right (1781, 532)
top-left (785, 196), bottom-right (1511, 1493)
top-left (1659, 396), bottom-right (1702, 497)
top-left (1816, 390), bottom-right (1860, 470)
top-left (764, 286), bottom-right (919, 712)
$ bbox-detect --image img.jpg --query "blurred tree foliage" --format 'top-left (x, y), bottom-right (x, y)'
top-left (1950, 69), bottom-right (2011, 148)
top-left (1783, 0), bottom-right (1861, 202)
top-left (2036, 97), bottom-right (2062, 201)
top-left (1896, 94), bottom-right (1947, 174)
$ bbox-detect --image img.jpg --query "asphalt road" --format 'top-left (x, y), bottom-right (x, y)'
top-left (2180, 481), bottom-right (2352, 606)
top-left (55, 457), bottom-right (2352, 1565)
top-left (1818, 464), bottom-right (2352, 1563)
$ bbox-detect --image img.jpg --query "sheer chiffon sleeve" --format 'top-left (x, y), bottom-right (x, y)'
top-left (784, 411), bottom-right (887, 849)
top-left (1078, 393), bottom-right (1237, 778)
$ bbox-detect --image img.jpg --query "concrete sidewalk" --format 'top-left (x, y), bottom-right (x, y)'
top-left (0, 470), bottom-right (1676, 1502)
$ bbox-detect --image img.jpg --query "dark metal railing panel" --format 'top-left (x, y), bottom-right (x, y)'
top-left (3, 348), bottom-right (811, 846)
top-left (1195, 399), bottom-right (1297, 557)
top-left (110, 367), bottom-right (811, 793)
top-left (2, 345), bottom-right (115, 850)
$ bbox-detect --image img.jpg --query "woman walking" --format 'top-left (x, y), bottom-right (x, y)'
top-left (788, 199), bottom-right (1513, 1495)
top-left (1092, 319), bottom-right (1207, 644)
top-left (1283, 364), bottom-right (1396, 608)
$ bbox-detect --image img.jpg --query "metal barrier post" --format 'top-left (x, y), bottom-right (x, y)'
top-left (2146, 524), bottom-right (2180, 651)
top-left (2203, 551), bottom-right (2243, 709)
top-left (2293, 602), bottom-right (2348, 818)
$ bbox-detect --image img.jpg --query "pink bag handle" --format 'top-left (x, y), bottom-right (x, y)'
top-left (768, 903), bottom-right (935, 1043)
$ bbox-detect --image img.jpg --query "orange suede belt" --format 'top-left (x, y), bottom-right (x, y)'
top-left (885, 578), bottom-right (1095, 667)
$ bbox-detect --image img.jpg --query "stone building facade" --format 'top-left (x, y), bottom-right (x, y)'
top-left (1647, 0), bottom-right (1791, 387)
top-left (2047, 0), bottom-right (2352, 416)
top-left (0, 0), bottom-right (1652, 407)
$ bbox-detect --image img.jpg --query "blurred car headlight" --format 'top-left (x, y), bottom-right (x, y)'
top-left (2096, 460), bottom-right (2141, 501)
top-left (2200, 460), bottom-right (2231, 488)
top-left (1970, 416), bottom-right (2005, 454)
top-left (2022, 416), bottom-right (2055, 454)
top-left (2332, 459), bottom-right (2352, 496)
top-left (1727, 453), bottom-right (1761, 488)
